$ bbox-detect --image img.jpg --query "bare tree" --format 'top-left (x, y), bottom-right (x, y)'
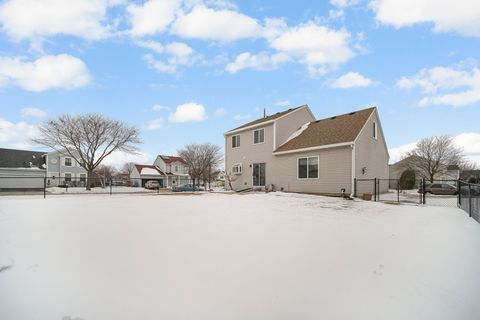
top-left (33, 114), bottom-right (141, 190)
top-left (178, 143), bottom-right (222, 190)
top-left (403, 135), bottom-right (464, 182)
top-left (121, 162), bottom-right (136, 176)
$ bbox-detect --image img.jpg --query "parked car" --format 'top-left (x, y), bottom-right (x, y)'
top-left (144, 180), bottom-right (160, 189)
top-left (418, 183), bottom-right (457, 195)
top-left (172, 183), bottom-right (204, 192)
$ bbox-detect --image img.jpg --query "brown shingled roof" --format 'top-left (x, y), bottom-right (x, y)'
top-left (227, 105), bottom-right (306, 132)
top-left (274, 107), bottom-right (376, 153)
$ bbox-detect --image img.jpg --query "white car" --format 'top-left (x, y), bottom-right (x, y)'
top-left (144, 180), bottom-right (160, 189)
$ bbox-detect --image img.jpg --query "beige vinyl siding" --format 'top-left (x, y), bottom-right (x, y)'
top-left (354, 110), bottom-right (389, 194)
top-left (225, 123), bottom-right (275, 190)
top-left (270, 146), bottom-right (352, 194)
top-left (274, 107), bottom-right (315, 149)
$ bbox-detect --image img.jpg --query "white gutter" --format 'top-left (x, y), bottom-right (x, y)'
top-left (273, 141), bottom-right (353, 155)
top-left (351, 143), bottom-right (355, 198)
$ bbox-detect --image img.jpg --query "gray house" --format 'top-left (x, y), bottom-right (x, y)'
top-left (224, 105), bottom-right (389, 196)
top-left (153, 155), bottom-right (190, 188)
top-left (45, 150), bottom-right (88, 187)
top-left (0, 148), bottom-right (46, 190)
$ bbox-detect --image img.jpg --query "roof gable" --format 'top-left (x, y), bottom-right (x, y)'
top-left (159, 155), bottom-right (186, 164)
top-left (274, 107), bottom-right (376, 153)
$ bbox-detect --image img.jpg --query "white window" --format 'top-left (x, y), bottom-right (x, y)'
top-left (232, 164), bottom-right (242, 174)
top-left (79, 173), bottom-right (86, 183)
top-left (64, 157), bottom-right (72, 167)
top-left (232, 135), bottom-right (240, 148)
top-left (298, 157), bottom-right (319, 179)
top-left (64, 173), bottom-right (72, 182)
top-left (373, 121), bottom-right (377, 139)
top-left (253, 128), bottom-right (265, 144)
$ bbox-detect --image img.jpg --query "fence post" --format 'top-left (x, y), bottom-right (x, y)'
top-left (43, 176), bottom-right (46, 199)
top-left (422, 178), bottom-right (426, 205)
top-left (374, 178), bottom-right (377, 202)
top-left (469, 184), bottom-right (472, 217)
top-left (110, 178), bottom-right (112, 195)
top-left (457, 180), bottom-right (461, 207)
top-left (397, 179), bottom-right (400, 203)
top-left (353, 178), bottom-right (357, 198)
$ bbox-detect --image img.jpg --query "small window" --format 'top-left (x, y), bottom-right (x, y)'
top-left (64, 157), bottom-right (72, 167)
top-left (64, 173), bottom-right (72, 182)
top-left (373, 121), bottom-right (377, 139)
top-left (232, 164), bottom-right (242, 174)
top-left (298, 157), bottom-right (319, 179)
top-left (253, 128), bottom-right (265, 144)
top-left (232, 135), bottom-right (240, 148)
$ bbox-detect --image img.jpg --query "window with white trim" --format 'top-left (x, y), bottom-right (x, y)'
top-left (253, 128), bottom-right (265, 144)
top-left (232, 135), bottom-right (240, 148)
top-left (64, 173), bottom-right (72, 182)
top-left (373, 121), bottom-right (377, 139)
top-left (298, 157), bottom-right (319, 179)
top-left (64, 157), bottom-right (72, 167)
top-left (232, 164), bottom-right (242, 174)
top-left (79, 173), bottom-right (86, 183)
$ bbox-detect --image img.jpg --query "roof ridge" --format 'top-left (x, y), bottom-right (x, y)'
top-left (313, 106), bottom-right (376, 123)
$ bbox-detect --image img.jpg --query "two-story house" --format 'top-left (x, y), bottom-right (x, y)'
top-left (224, 105), bottom-right (389, 196)
top-left (45, 150), bottom-right (88, 187)
top-left (153, 155), bottom-right (191, 187)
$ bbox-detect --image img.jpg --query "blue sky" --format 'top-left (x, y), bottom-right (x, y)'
top-left (0, 0), bottom-right (479, 168)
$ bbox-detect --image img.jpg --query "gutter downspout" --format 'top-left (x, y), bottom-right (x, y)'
top-left (350, 143), bottom-right (355, 198)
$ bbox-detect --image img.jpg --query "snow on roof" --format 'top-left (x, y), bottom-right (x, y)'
top-left (279, 122), bottom-right (310, 148)
top-left (141, 167), bottom-right (162, 175)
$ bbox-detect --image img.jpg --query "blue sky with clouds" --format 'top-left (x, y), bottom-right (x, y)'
top-left (0, 0), bottom-right (479, 167)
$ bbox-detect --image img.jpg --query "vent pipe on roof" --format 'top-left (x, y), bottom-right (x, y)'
top-left (263, 108), bottom-right (266, 118)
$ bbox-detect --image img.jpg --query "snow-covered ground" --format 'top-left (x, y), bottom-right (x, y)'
top-left (1, 192), bottom-right (480, 320)
top-left (47, 186), bottom-right (160, 194)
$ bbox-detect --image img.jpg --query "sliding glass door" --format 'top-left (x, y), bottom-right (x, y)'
top-left (253, 163), bottom-right (266, 187)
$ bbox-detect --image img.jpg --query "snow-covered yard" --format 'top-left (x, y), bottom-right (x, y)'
top-left (1, 192), bottom-right (480, 320)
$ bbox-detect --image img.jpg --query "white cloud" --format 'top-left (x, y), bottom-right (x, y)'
top-left (388, 142), bottom-right (417, 164)
top-left (370, 0), bottom-right (480, 37)
top-left (0, 54), bottom-right (90, 92)
top-left (142, 41), bottom-right (199, 74)
top-left (330, 0), bottom-right (362, 7)
top-left (102, 150), bottom-right (153, 169)
top-left (274, 100), bottom-right (290, 107)
top-left (331, 71), bottom-right (373, 88)
top-left (151, 104), bottom-right (168, 111)
top-left (127, 0), bottom-right (180, 37)
top-left (0, 117), bottom-right (39, 149)
top-left (0, 0), bottom-right (120, 42)
top-left (169, 102), bottom-right (207, 123)
top-left (268, 22), bottom-right (355, 77)
top-left (171, 5), bottom-right (261, 41)
top-left (214, 108), bottom-right (227, 117)
top-left (397, 63), bottom-right (480, 107)
top-left (21, 107), bottom-right (47, 118)
top-left (233, 114), bottom-right (251, 120)
top-left (225, 52), bottom-right (289, 74)
top-left (389, 133), bottom-right (480, 165)
top-left (145, 118), bottom-right (165, 130)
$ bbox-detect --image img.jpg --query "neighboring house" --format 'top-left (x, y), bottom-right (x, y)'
top-left (224, 105), bottom-right (389, 196)
top-left (153, 155), bottom-right (190, 188)
top-left (460, 170), bottom-right (480, 183)
top-left (0, 148), bottom-right (46, 190)
top-left (130, 164), bottom-right (166, 187)
top-left (45, 150), bottom-right (88, 187)
top-left (389, 158), bottom-right (461, 185)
